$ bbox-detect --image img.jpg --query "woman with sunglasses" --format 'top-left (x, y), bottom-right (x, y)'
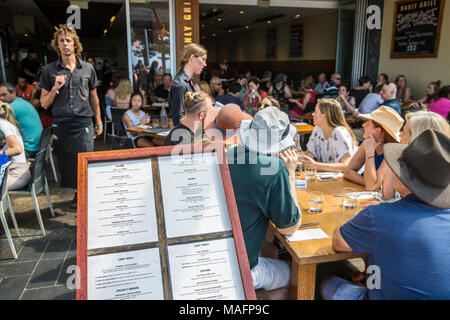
top-left (258, 96), bottom-right (280, 111)
top-left (168, 43), bottom-right (207, 126)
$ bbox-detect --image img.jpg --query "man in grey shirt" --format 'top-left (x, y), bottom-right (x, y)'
top-left (40, 25), bottom-right (102, 209)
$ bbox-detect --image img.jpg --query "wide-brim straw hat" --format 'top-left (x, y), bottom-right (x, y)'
top-left (204, 104), bottom-right (253, 145)
top-left (384, 129), bottom-right (450, 209)
top-left (239, 106), bottom-right (296, 155)
top-left (359, 106), bottom-right (404, 142)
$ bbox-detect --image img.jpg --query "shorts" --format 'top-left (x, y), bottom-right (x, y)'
top-left (251, 257), bottom-right (290, 291)
top-left (321, 276), bottom-right (369, 300)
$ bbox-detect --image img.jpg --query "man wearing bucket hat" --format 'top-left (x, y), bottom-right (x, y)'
top-left (344, 106), bottom-right (404, 191)
top-left (226, 107), bottom-right (301, 299)
top-left (322, 129), bottom-right (450, 299)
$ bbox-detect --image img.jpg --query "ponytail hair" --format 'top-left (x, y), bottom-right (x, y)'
top-left (184, 91), bottom-right (210, 116)
top-left (179, 43), bottom-right (207, 73)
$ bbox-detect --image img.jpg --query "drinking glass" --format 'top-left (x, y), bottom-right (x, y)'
top-left (296, 155), bottom-right (303, 175)
top-left (304, 167), bottom-right (316, 181)
top-left (308, 191), bottom-right (324, 213)
top-left (342, 188), bottom-right (357, 209)
top-left (152, 118), bottom-right (160, 128)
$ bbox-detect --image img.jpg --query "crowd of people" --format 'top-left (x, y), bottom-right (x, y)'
top-left (1, 29), bottom-right (449, 300)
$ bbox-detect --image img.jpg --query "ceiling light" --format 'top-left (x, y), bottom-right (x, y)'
top-left (267, 20), bottom-right (271, 24)
top-left (212, 33), bottom-right (216, 37)
top-left (245, 25), bottom-right (249, 29)
top-left (217, 18), bottom-right (222, 22)
top-left (201, 24), bottom-right (205, 27)
top-left (240, 10), bottom-right (244, 14)
top-left (104, 29), bottom-right (108, 34)
top-left (110, 16), bottom-right (116, 23)
top-left (295, 14), bottom-right (301, 19)
top-left (228, 29), bottom-right (232, 33)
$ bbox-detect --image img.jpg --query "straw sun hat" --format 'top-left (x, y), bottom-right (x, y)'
top-left (358, 106), bottom-right (405, 142)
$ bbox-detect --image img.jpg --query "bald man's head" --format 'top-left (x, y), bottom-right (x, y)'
top-left (381, 83), bottom-right (397, 101)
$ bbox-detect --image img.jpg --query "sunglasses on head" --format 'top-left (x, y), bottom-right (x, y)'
top-left (258, 103), bottom-right (271, 108)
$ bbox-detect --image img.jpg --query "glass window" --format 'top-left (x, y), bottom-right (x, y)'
top-left (129, 0), bottom-right (171, 92)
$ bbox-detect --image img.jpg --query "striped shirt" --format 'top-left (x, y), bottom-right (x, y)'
top-left (324, 81), bottom-right (339, 98)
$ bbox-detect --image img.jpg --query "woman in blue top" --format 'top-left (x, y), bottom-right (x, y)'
top-left (122, 92), bottom-right (153, 148)
top-left (344, 106), bottom-right (404, 191)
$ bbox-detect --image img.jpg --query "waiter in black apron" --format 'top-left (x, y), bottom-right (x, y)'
top-left (40, 25), bottom-right (103, 209)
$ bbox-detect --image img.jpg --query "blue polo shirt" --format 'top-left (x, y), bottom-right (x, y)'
top-left (10, 98), bottom-right (43, 152)
top-left (382, 99), bottom-right (402, 116)
top-left (340, 194), bottom-right (450, 299)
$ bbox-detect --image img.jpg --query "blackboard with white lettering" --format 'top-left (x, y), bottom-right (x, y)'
top-left (266, 28), bottom-right (277, 59)
top-left (391, 0), bottom-right (444, 58)
top-left (289, 23), bottom-right (303, 57)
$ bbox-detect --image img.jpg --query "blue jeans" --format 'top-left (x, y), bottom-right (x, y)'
top-left (321, 276), bottom-right (369, 300)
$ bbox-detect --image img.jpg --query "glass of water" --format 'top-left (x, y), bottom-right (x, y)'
top-left (152, 118), bottom-right (160, 128)
top-left (342, 188), bottom-right (357, 217)
top-left (296, 155), bottom-right (303, 175)
top-left (308, 191), bottom-right (324, 213)
top-left (304, 167), bottom-right (316, 181)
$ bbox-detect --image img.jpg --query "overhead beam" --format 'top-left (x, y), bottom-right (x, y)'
top-left (198, 0), bottom-right (339, 9)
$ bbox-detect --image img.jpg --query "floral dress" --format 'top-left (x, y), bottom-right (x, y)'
top-left (306, 126), bottom-right (357, 163)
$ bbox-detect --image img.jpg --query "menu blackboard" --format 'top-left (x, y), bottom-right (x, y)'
top-left (391, 0), bottom-right (444, 58)
top-left (289, 23), bottom-right (303, 57)
top-left (266, 28), bottom-right (277, 59)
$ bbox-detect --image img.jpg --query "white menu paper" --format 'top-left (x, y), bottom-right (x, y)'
top-left (87, 248), bottom-right (164, 300)
top-left (168, 238), bottom-right (245, 300)
top-left (158, 152), bottom-right (231, 238)
top-left (87, 159), bottom-right (158, 250)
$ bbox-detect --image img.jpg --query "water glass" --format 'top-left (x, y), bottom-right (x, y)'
top-left (308, 191), bottom-right (324, 213)
top-left (304, 167), bottom-right (316, 181)
top-left (342, 188), bottom-right (358, 218)
top-left (296, 156), bottom-right (303, 174)
top-left (152, 118), bottom-right (160, 128)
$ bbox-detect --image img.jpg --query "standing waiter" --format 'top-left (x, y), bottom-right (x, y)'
top-left (40, 25), bottom-right (103, 209)
top-left (168, 43), bottom-right (207, 126)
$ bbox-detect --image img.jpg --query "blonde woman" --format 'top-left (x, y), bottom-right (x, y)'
top-left (0, 103), bottom-right (31, 190)
top-left (395, 74), bottom-right (412, 103)
top-left (344, 106), bottom-right (404, 190)
top-left (382, 111), bottom-right (450, 200)
top-left (301, 99), bottom-right (357, 172)
top-left (168, 43), bottom-right (207, 126)
top-left (114, 78), bottom-right (133, 110)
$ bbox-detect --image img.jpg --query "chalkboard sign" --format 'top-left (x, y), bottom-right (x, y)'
top-left (391, 0), bottom-right (445, 58)
top-left (289, 23), bottom-right (303, 57)
top-left (266, 28), bottom-right (277, 59)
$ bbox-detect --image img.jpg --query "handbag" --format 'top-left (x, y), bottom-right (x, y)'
top-left (0, 148), bottom-right (11, 186)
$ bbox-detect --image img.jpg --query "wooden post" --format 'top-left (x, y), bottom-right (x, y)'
top-left (174, 0), bottom-right (199, 69)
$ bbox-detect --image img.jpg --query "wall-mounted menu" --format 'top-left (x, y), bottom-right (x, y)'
top-left (391, 0), bottom-right (444, 58)
top-left (289, 23), bottom-right (303, 57)
top-left (87, 248), bottom-right (164, 300)
top-left (87, 159), bottom-right (158, 250)
top-left (168, 238), bottom-right (245, 300)
top-left (159, 152), bottom-right (231, 238)
top-left (266, 28), bottom-right (277, 59)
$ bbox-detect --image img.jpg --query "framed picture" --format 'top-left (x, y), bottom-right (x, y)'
top-left (289, 23), bottom-right (303, 58)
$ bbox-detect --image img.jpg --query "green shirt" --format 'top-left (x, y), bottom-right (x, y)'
top-left (11, 98), bottom-right (43, 152)
top-left (226, 146), bottom-right (300, 269)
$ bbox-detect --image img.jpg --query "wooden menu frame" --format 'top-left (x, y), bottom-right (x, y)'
top-left (391, 0), bottom-right (445, 59)
top-left (76, 143), bottom-right (255, 300)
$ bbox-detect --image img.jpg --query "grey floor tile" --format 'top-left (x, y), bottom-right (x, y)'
top-left (56, 256), bottom-right (77, 286)
top-left (67, 239), bottom-right (77, 259)
top-left (27, 259), bottom-right (64, 289)
top-left (0, 241), bottom-right (25, 263)
top-left (0, 274), bottom-right (30, 300)
top-left (0, 261), bottom-right (37, 277)
top-left (21, 285), bottom-right (76, 300)
top-left (42, 239), bottom-right (73, 260)
top-left (17, 240), bottom-right (48, 262)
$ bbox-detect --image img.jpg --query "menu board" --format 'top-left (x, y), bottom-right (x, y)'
top-left (76, 145), bottom-right (255, 300)
top-left (266, 28), bottom-right (277, 58)
top-left (391, 0), bottom-right (444, 58)
top-left (289, 23), bottom-right (303, 57)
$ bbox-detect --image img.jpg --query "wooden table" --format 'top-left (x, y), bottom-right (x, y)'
top-left (271, 175), bottom-right (370, 300)
top-left (125, 126), bottom-right (170, 145)
top-left (292, 122), bottom-right (314, 135)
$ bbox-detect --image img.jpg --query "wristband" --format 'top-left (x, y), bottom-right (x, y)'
top-left (95, 124), bottom-right (103, 130)
top-left (366, 155), bottom-right (375, 160)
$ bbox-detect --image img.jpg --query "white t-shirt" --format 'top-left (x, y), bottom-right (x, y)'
top-left (0, 119), bottom-right (27, 163)
top-left (307, 126), bottom-right (357, 163)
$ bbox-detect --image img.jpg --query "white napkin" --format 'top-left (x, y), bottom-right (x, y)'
top-left (137, 124), bottom-right (151, 129)
top-left (316, 172), bottom-right (343, 181)
top-left (286, 228), bottom-right (329, 242)
top-left (157, 130), bottom-right (171, 136)
top-left (347, 191), bottom-right (383, 200)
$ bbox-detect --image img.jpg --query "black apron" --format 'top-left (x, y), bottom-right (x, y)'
top-left (52, 118), bottom-right (94, 189)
